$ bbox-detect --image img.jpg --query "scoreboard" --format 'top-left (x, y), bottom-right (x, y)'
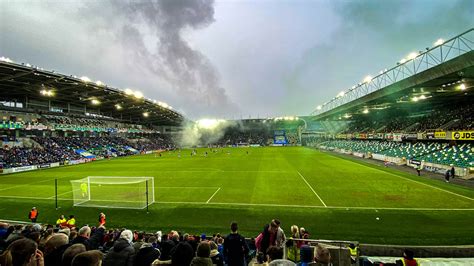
top-left (273, 130), bottom-right (288, 144)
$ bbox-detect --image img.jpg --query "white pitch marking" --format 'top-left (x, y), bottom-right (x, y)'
top-left (0, 177), bottom-right (58, 192)
top-left (324, 153), bottom-right (474, 202)
top-left (206, 187), bottom-right (221, 203)
top-left (47, 189), bottom-right (83, 199)
top-left (297, 171), bottom-right (327, 207)
top-left (0, 195), bottom-right (473, 211)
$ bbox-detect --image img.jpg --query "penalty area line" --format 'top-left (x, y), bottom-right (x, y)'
top-left (297, 171), bottom-right (327, 207)
top-left (206, 187), bottom-right (221, 203)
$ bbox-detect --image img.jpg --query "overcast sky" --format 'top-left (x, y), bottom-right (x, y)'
top-left (1, 0), bottom-right (472, 119)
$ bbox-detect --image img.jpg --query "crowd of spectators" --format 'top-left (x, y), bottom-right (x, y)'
top-left (0, 146), bottom-right (81, 169)
top-left (344, 103), bottom-right (474, 133)
top-left (0, 216), bottom-right (331, 266)
top-left (0, 135), bottom-right (176, 169)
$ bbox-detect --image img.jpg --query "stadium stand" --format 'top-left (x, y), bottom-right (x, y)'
top-left (320, 140), bottom-right (473, 171)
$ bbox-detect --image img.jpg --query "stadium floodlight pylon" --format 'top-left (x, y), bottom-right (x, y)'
top-left (70, 176), bottom-right (154, 209)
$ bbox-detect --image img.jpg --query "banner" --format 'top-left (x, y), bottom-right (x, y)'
top-left (435, 131), bottom-right (446, 139)
top-left (402, 133), bottom-right (417, 140)
top-left (11, 165), bottom-right (37, 173)
top-left (452, 131), bottom-right (474, 140)
top-left (426, 132), bottom-right (435, 139)
top-left (393, 133), bottom-right (402, 142)
top-left (38, 164), bottom-right (51, 169)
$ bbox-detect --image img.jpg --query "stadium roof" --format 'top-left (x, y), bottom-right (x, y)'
top-left (0, 60), bottom-right (185, 126)
top-left (311, 28), bottom-right (474, 121)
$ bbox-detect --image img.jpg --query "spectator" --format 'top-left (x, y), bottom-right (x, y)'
top-left (299, 245), bottom-right (313, 265)
top-left (0, 238), bottom-right (44, 266)
top-left (313, 245), bottom-right (332, 266)
top-left (255, 221), bottom-right (278, 256)
top-left (132, 232), bottom-right (145, 253)
top-left (209, 241), bottom-right (224, 266)
top-left (71, 250), bottom-right (103, 266)
top-left (158, 233), bottom-right (177, 261)
top-left (224, 222), bottom-right (249, 266)
top-left (273, 219), bottom-right (286, 248)
top-left (62, 243), bottom-right (86, 266)
top-left (134, 236), bottom-right (160, 266)
top-left (71, 226), bottom-right (91, 250)
top-left (44, 233), bottom-right (70, 266)
top-left (170, 241), bottom-right (194, 266)
top-left (191, 241), bottom-right (213, 266)
top-left (103, 229), bottom-right (135, 266)
top-left (286, 225), bottom-right (301, 262)
top-left (266, 246), bottom-right (295, 265)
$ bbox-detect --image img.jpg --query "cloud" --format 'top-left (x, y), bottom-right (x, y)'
top-left (282, 0), bottom-right (474, 114)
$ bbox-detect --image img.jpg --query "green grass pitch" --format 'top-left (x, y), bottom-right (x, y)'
top-left (0, 147), bottom-right (473, 245)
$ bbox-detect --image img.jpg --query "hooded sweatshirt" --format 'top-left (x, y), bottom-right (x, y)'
top-left (103, 238), bottom-right (135, 266)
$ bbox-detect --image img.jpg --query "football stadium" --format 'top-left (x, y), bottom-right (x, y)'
top-left (1, 1), bottom-right (473, 266)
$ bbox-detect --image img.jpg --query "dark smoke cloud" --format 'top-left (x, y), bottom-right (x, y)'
top-left (82, 0), bottom-right (239, 118)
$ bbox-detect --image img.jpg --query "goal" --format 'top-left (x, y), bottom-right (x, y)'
top-left (70, 176), bottom-right (154, 209)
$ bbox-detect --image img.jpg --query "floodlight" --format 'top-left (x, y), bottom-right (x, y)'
top-left (124, 88), bottom-right (133, 95)
top-left (407, 52), bottom-right (418, 60)
top-left (412, 96), bottom-right (419, 102)
top-left (419, 95), bottom-right (426, 100)
top-left (115, 104), bottom-right (122, 110)
top-left (459, 84), bottom-right (466, 91)
top-left (143, 112), bottom-right (149, 117)
top-left (96, 80), bottom-right (103, 86)
top-left (434, 38), bottom-right (444, 46)
top-left (399, 58), bottom-right (407, 64)
top-left (40, 89), bottom-right (54, 97)
top-left (91, 99), bottom-right (100, 105)
top-left (363, 109), bottom-right (369, 114)
top-left (80, 76), bottom-right (91, 82)
top-left (337, 91), bottom-right (345, 98)
top-left (316, 105), bottom-right (322, 110)
top-left (0, 56), bottom-right (13, 63)
top-left (196, 119), bottom-right (225, 129)
top-left (133, 91), bottom-right (144, 99)
top-left (363, 76), bottom-right (372, 83)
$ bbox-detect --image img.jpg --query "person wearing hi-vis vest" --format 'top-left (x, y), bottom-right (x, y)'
top-left (56, 214), bottom-right (67, 227)
top-left (396, 249), bottom-right (419, 266)
top-left (28, 207), bottom-right (38, 223)
top-left (348, 243), bottom-right (358, 264)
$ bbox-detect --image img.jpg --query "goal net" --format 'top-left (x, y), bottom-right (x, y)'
top-left (70, 176), bottom-right (154, 209)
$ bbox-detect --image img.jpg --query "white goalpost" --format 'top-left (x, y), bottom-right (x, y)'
top-left (70, 176), bottom-right (155, 209)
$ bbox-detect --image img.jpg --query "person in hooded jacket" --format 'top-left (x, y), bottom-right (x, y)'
top-left (133, 236), bottom-right (160, 266)
top-left (103, 229), bottom-right (135, 266)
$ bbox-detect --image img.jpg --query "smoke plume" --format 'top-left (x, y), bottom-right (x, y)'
top-left (82, 0), bottom-right (239, 117)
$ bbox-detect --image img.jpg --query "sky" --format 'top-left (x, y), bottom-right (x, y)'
top-left (0, 0), bottom-right (472, 120)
